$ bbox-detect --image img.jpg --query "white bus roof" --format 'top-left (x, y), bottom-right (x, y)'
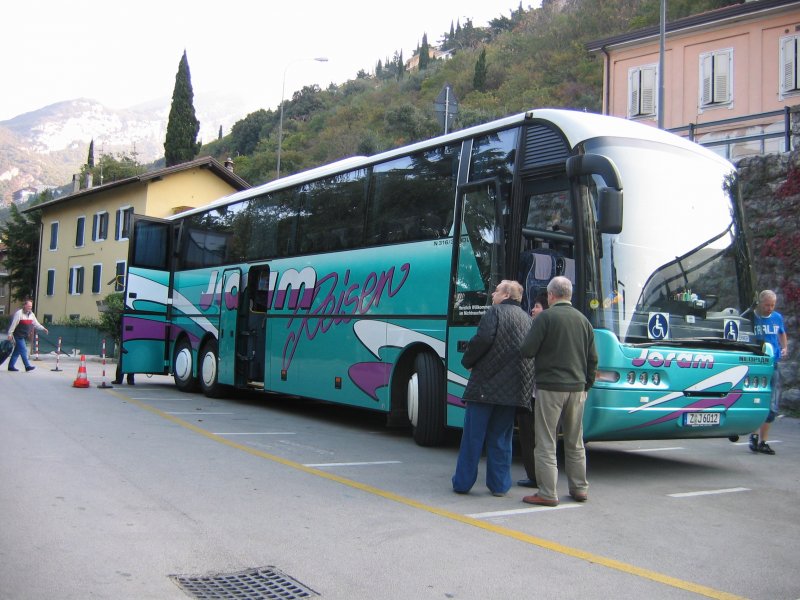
top-left (172, 108), bottom-right (730, 220)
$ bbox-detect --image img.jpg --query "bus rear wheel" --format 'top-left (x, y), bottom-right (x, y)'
top-left (199, 339), bottom-right (223, 398)
top-left (173, 338), bottom-right (198, 392)
top-left (407, 352), bottom-right (446, 447)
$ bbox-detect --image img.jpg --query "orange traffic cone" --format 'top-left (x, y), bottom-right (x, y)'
top-left (72, 355), bottom-right (90, 388)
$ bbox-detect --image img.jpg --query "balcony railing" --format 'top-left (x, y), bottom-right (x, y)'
top-left (668, 107), bottom-right (793, 160)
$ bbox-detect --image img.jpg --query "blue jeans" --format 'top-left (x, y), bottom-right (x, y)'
top-left (8, 336), bottom-right (31, 370)
top-left (452, 402), bottom-right (516, 494)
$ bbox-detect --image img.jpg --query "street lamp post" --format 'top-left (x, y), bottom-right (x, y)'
top-left (276, 57), bottom-right (328, 179)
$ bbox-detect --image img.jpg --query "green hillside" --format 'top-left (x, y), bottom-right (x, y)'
top-left (200, 0), bottom-right (740, 186)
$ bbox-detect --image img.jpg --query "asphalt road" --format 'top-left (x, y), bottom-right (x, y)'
top-left (1, 357), bottom-right (799, 600)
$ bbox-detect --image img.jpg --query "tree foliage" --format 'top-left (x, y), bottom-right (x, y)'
top-left (0, 196), bottom-right (44, 301)
top-left (205, 0), bottom-right (740, 186)
top-left (164, 50), bottom-right (200, 167)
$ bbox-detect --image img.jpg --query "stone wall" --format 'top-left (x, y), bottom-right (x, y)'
top-left (736, 148), bottom-right (800, 411)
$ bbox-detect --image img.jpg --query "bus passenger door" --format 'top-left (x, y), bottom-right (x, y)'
top-left (240, 265), bottom-right (270, 387)
top-left (449, 179), bottom-right (504, 420)
top-left (217, 267), bottom-right (242, 386)
top-left (123, 216), bottom-right (174, 375)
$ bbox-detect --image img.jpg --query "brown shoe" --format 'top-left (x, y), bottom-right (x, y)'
top-left (522, 494), bottom-right (558, 507)
top-left (570, 491), bottom-right (588, 502)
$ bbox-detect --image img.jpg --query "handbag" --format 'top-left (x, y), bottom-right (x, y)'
top-left (0, 339), bottom-right (13, 366)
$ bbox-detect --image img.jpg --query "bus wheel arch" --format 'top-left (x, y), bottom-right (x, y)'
top-left (198, 337), bottom-right (223, 398)
top-left (173, 334), bottom-right (199, 393)
top-left (396, 347), bottom-right (446, 447)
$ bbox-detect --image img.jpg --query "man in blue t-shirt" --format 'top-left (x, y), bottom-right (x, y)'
top-left (749, 290), bottom-right (788, 455)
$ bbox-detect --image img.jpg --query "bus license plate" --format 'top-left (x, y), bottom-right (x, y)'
top-left (684, 412), bottom-right (720, 426)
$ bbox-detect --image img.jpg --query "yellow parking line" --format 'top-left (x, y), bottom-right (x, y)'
top-left (113, 390), bottom-right (747, 600)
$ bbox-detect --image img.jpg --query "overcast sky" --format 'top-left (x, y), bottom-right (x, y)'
top-left (1, 0), bottom-right (530, 122)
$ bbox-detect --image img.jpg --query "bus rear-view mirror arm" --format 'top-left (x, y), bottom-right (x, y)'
top-left (566, 153), bottom-right (623, 235)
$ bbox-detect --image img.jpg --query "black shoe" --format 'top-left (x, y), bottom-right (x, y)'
top-left (111, 380), bottom-right (122, 385)
top-left (748, 433), bottom-right (759, 452)
top-left (757, 441), bottom-right (776, 455)
top-left (8, 367), bottom-right (18, 372)
top-left (517, 478), bottom-right (538, 488)
top-left (25, 366), bottom-right (35, 372)
top-left (126, 376), bottom-right (135, 385)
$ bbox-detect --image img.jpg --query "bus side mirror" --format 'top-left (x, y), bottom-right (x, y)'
top-left (598, 187), bottom-right (623, 234)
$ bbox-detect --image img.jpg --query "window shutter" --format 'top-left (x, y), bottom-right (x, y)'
top-left (629, 69), bottom-right (640, 117)
top-left (640, 67), bottom-right (656, 115)
top-left (701, 54), bottom-right (713, 105)
top-left (92, 214), bottom-right (98, 241)
top-left (782, 36), bottom-right (797, 93)
top-left (713, 52), bottom-right (730, 104)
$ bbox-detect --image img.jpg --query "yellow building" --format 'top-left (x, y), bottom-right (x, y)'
top-left (29, 157), bottom-right (249, 322)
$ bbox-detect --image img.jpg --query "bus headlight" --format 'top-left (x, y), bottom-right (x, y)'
top-left (627, 371), bottom-right (636, 385)
top-left (639, 372), bottom-right (648, 385)
top-left (596, 370), bottom-right (620, 383)
top-left (651, 373), bottom-right (661, 386)
top-left (743, 376), bottom-right (750, 388)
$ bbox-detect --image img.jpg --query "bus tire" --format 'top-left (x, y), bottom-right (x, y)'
top-left (173, 337), bottom-right (199, 392)
top-left (199, 339), bottom-right (223, 398)
top-left (408, 352), bottom-right (446, 447)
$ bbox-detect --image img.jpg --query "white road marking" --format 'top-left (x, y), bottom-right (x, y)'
top-left (629, 446), bottom-right (685, 453)
top-left (467, 504), bottom-right (583, 518)
top-left (668, 487), bottom-right (750, 498)
top-left (304, 461), bottom-right (402, 467)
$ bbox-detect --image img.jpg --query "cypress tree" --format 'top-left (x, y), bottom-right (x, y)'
top-left (164, 50), bottom-right (200, 167)
top-left (419, 33), bottom-right (430, 71)
top-left (473, 47), bottom-right (488, 92)
top-left (87, 139), bottom-right (95, 168)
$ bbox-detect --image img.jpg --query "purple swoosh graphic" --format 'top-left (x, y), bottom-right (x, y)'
top-left (349, 362), bottom-right (393, 402)
top-left (624, 393), bottom-right (742, 430)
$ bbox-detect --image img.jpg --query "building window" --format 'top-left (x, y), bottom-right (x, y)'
top-left (69, 266), bottom-right (85, 295)
top-left (780, 34), bottom-right (800, 98)
top-left (699, 49), bottom-right (733, 109)
top-left (93, 211), bottom-right (109, 241)
top-left (75, 216), bottom-right (86, 247)
top-left (46, 269), bottom-right (56, 296)
top-left (49, 221), bottom-right (59, 250)
top-left (92, 264), bottom-right (102, 294)
top-left (628, 64), bottom-right (657, 118)
top-left (115, 261), bottom-right (126, 292)
top-left (116, 207), bottom-right (133, 241)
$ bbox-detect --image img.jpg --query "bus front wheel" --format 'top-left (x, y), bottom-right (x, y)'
top-left (407, 352), bottom-right (446, 447)
top-left (173, 338), bottom-right (199, 392)
top-left (199, 339), bottom-right (223, 398)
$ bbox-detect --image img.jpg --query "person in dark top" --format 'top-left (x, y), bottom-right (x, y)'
top-left (452, 280), bottom-right (536, 496)
top-left (520, 276), bottom-right (597, 506)
top-left (7, 299), bottom-right (49, 372)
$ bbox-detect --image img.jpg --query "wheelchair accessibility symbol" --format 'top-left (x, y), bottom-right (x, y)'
top-left (648, 312), bottom-right (670, 340)
top-left (723, 319), bottom-right (739, 341)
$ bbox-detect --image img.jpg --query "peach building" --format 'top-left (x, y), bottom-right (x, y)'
top-left (587, 0), bottom-right (800, 159)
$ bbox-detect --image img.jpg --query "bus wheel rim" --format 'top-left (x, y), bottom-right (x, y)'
top-left (175, 347), bottom-right (192, 381)
top-left (407, 373), bottom-right (419, 427)
top-left (202, 352), bottom-right (216, 386)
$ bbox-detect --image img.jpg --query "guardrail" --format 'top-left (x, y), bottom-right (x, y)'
top-left (668, 108), bottom-right (792, 159)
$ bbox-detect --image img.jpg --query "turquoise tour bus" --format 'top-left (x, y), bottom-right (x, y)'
top-left (121, 108), bottom-right (773, 446)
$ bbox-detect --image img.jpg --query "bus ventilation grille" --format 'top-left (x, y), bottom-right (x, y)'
top-left (171, 566), bottom-right (319, 599)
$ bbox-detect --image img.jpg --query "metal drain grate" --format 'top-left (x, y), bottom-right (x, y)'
top-left (171, 566), bottom-right (319, 599)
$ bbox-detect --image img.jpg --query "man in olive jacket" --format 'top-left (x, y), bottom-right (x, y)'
top-left (520, 276), bottom-right (597, 506)
top-left (452, 280), bottom-right (535, 496)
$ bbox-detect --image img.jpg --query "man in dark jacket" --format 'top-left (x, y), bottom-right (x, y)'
top-left (452, 280), bottom-right (535, 496)
top-left (520, 276), bottom-right (597, 506)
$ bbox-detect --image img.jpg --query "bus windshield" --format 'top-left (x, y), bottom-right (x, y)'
top-left (585, 136), bottom-right (756, 348)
